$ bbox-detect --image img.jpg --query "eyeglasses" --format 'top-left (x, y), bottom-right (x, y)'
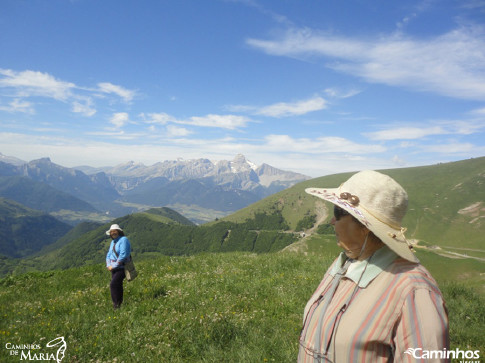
top-left (333, 205), bottom-right (350, 221)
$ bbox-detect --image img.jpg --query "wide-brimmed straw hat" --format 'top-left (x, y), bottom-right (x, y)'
top-left (105, 224), bottom-right (123, 236)
top-left (305, 170), bottom-right (418, 262)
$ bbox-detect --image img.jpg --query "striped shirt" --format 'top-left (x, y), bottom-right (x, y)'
top-left (298, 247), bottom-right (449, 362)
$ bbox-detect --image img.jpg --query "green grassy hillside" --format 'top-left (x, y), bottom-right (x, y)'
top-left (386, 159), bottom-right (485, 251)
top-left (1, 207), bottom-right (298, 276)
top-left (139, 207), bottom-right (196, 225)
top-left (223, 157), bottom-right (485, 255)
top-left (35, 221), bottom-right (103, 255)
top-left (0, 175), bottom-right (97, 213)
top-left (0, 198), bottom-right (72, 258)
top-left (0, 250), bottom-right (483, 362)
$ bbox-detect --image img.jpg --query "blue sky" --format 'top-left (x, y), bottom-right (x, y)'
top-left (1, 0), bottom-right (484, 177)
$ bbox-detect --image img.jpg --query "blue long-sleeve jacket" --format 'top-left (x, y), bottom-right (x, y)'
top-left (106, 236), bottom-right (131, 269)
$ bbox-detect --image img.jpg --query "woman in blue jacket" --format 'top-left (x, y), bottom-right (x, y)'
top-left (105, 224), bottom-right (131, 309)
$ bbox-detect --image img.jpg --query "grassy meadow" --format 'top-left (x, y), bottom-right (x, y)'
top-left (1, 238), bottom-right (484, 362)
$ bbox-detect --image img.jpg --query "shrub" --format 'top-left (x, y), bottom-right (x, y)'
top-left (295, 214), bottom-right (316, 231)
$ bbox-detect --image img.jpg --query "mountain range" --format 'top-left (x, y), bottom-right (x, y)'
top-left (1, 156), bottom-right (484, 279)
top-left (0, 153), bottom-right (309, 224)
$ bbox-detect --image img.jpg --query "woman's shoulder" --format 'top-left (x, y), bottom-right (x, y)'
top-left (119, 236), bottom-right (130, 244)
top-left (385, 258), bottom-right (441, 293)
top-left (389, 258), bottom-right (430, 274)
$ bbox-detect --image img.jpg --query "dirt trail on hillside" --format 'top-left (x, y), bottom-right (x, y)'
top-left (414, 243), bottom-right (485, 262)
top-left (282, 201), bottom-right (329, 254)
top-left (306, 200), bottom-right (328, 234)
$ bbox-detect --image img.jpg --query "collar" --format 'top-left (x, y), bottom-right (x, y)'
top-left (330, 247), bottom-right (398, 288)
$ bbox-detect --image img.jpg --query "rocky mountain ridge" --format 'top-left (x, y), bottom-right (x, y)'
top-left (76, 153), bottom-right (308, 192)
top-left (0, 152), bottom-right (310, 223)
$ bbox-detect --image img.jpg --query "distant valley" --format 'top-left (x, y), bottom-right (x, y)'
top-left (0, 153), bottom-right (309, 224)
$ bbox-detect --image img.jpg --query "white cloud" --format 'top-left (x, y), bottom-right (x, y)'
top-left (365, 126), bottom-right (447, 141)
top-left (0, 98), bottom-right (35, 114)
top-left (256, 96), bottom-right (327, 117)
top-left (0, 69), bottom-right (74, 101)
top-left (110, 112), bottom-right (130, 128)
top-left (72, 98), bottom-right (96, 117)
top-left (226, 96), bottom-right (328, 117)
top-left (460, 0), bottom-right (485, 10)
top-left (166, 125), bottom-right (192, 137)
top-left (324, 88), bottom-right (361, 99)
top-left (392, 155), bottom-right (407, 166)
top-left (224, 104), bottom-right (255, 113)
top-left (247, 27), bottom-right (365, 58)
top-left (97, 82), bottom-right (135, 103)
top-left (398, 141), bottom-right (416, 148)
top-left (395, 0), bottom-right (432, 31)
top-left (448, 120), bottom-right (485, 134)
top-left (247, 25), bottom-right (485, 101)
top-left (142, 112), bottom-right (177, 125)
top-left (470, 107), bottom-right (485, 115)
top-left (185, 114), bottom-right (251, 129)
top-left (264, 134), bottom-right (386, 154)
top-left (365, 121), bottom-right (485, 141)
top-left (230, 0), bottom-right (293, 27)
top-left (140, 112), bottom-right (251, 130)
top-left (0, 69), bottom-right (136, 116)
top-left (421, 142), bottom-right (485, 154)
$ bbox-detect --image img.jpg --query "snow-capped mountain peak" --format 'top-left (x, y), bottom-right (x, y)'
top-left (229, 154), bottom-right (257, 173)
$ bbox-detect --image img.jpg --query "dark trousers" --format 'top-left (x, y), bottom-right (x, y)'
top-left (110, 268), bottom-right (126, 308)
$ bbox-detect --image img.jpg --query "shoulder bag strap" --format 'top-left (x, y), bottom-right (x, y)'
top-left (112, 242), bottom-right (131, 262)
top-left (112, 243), bottom-right (119, 258)
top-left (112, 240), bottom-right (133, 264)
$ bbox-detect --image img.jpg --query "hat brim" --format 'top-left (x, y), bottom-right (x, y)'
top-left (105, 228), bottom-right (123, 236)
top-left (305, 187), bottom-right (419, 263)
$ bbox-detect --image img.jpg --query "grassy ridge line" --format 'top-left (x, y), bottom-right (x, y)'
top-left (139, 207), bottom-right (196, 226)
top-left (1, 250), bottom-right (484, 362)
top-left (218, 172), bottom-right (352, 229)
top-left (381, 159), bottom-right (485, 251)
top-left (1, 208), bottom-right (299, 277)
top-left (222, 157), bottom-right (485, 253)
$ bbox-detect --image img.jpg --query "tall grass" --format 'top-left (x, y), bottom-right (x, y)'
top-left (1, 251), bottom-right (483, 362)
top-left (0, 253), bottom-right (331, 362)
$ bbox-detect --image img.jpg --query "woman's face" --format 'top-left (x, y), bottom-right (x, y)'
top-left (331, 211), bottom-right (367, 260)
top-left (109, 230), bottom-right (120, 239)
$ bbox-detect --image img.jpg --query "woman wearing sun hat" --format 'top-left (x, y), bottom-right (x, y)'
top-left (298, 170), bottom-right (449, 362)
top-left (105, 224), bottom-right (131, 309)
